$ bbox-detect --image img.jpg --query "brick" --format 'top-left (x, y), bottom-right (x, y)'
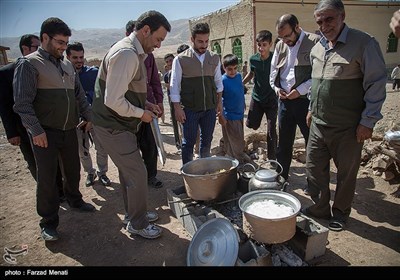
top-left (288, 213), bottom-right (329, 261)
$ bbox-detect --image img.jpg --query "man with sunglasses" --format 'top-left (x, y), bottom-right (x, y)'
top-left (13, 18), bottom-right (95, 241)
top-left (0, 34), bottom-right (67, 202)
top-left (270, 14), bottom-right (320, 182)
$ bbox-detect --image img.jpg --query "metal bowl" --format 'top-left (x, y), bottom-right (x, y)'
top-left (181, 156), bottom-right (239, 201)
top-left (238, 190), bottom-right (301, 244)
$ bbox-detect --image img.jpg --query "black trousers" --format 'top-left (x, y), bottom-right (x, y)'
top-left (20, 124), bottom-right (64, 197)
top-left (31, 128), bottom-right (82, 230)
top-left (246, 96), bottom-right (278, 160)
top-left (276, 98), bottom-right (310, 179)
top-left (137, 122), bottom-right (158, 179)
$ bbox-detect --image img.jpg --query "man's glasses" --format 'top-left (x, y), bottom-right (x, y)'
top-left (48, 35), bottom-right (69, 46)
top-left (277, 30), bottom-right (294, 41)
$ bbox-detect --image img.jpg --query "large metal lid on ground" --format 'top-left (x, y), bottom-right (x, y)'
top-left (187, 218), bottom-right (239, 266)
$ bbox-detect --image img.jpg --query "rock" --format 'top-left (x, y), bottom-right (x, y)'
top-left (272, 244), bottom-right (303, 267)
top-left (373, 169), bottom-right (383, 176)
top-left (293, 138), bottom-right (305, 149)
top-left (382, 171), bottom-right (395, 181)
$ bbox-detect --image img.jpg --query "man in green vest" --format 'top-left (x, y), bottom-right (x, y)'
top-left (13, 17), bottom-right (95, 241)
top-left (169, 22), bottom-right (224, 164)
top-left (270, 14), bottom-right (320, 181)
top-left (303, 0), bottom-right (386, 232)
top-left (92, 11), bottom-right (171, 239)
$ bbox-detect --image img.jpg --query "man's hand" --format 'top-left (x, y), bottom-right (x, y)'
top-left (218, 114), bottom-right (227, 126)
top-left (306, 111), bottom-right (312, 128)
top-left (157, 103), bottom-right (164, 118)
top-left (216, 102), bottom-right (223, 117)
top-left (145, 101), bottom-right (161, 116)
top-left (141, 110), bottom-right (156, 123)
top-left (356, 124), bottom-right (373, 143)
top-left (32, 133), bottom-right (48, 148)
top-left (8, 136), bottom-right (21, 146)
top-left (276, 88), bottom-right (288, 100)
top-left (84, 121), bottom-right (92, 132)
top-left (174, 103), bottom-right (186, 123)
top-left (390, 10), bottom-right (400, 38)
top-left (286, 89), bottom-right (301, 100)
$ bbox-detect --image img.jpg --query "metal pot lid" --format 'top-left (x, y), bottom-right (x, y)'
top-left (254, 169), bottom-right (278, 182)
top-left (187, 218), bottom-right (239, 266)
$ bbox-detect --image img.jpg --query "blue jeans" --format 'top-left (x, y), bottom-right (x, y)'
top-left (181, 108), bottom-right (216, 165)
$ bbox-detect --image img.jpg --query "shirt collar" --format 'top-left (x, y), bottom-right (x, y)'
top-left (320, 24), bottom-right (348, 49)
top-left (290, 29), bottom-right (306, 49)
top-left (129, 32), bottom-right (147, 59)
top-left (190, 47), bottom-right (206, 59)
top-left (38, 46), bottom-right (64, 64)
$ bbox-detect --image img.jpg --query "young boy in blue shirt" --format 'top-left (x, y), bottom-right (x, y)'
top-left (219, 54), bottom-right (251, 164)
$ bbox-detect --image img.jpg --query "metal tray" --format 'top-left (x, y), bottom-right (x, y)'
top-left (150, 118), bottom-right (167, 166)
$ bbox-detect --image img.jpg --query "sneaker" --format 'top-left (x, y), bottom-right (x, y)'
top-left (71, 201), bottom-right (96, 212)
top-left (99, 174), bottom-right (111, 186)
top-left (126, 223), bottom-right (162, 239)
top-left (123, 211), bottom-right (159, 225)
top-left (41, 227), bottom-right (59, 241)
top-left (86, 173), bottom-right (97, 187)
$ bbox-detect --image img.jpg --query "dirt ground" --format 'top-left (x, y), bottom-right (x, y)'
top-left (0, 83), bottom-right (399, 268)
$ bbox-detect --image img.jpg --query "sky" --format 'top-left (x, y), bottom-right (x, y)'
top-left (0, 0), bottom-right (240, 38)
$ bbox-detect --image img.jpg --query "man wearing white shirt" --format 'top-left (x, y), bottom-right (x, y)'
top-left (170, 22), bottom-right (223, 164)
top-left (270, 14), bottom-right (320, 180)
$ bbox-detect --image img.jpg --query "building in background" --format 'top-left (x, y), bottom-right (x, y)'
top-left (0, 46), bottom-right (10, 66)
top-left (190, 0), bottom-right (399, 70)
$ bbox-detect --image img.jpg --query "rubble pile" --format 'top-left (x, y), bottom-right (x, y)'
top-left (362, 123), bottom-right (400, 197)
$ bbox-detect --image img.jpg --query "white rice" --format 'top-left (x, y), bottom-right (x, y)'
top-left (245, 199), bottom-right (294, 219)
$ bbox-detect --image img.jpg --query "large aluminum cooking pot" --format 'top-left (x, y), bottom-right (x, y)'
top-left (239, 190), bottom-right (301, 244)
top-left (181, 156), bottom-right (239, 201)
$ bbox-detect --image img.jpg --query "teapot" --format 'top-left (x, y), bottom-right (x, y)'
top-left (248, 160), bottom-right (284, 192)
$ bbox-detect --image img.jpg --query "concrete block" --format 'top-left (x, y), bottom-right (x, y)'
top-left (288, 213), bottom-right (329, 261)
top-left (236, 240), bottom-right (272, 266)
top-left (167, 186), bottom-right (224, 237)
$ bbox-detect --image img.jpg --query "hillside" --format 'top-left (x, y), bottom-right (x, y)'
top-left (0, 18), bottom-right (191, 61)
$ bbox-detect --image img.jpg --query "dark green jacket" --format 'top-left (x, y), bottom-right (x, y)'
top-left (249, 52), bottom-right (275, 102)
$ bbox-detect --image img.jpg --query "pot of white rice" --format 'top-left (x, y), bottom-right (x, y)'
top-left (238, 190), bottom-right (301, 244)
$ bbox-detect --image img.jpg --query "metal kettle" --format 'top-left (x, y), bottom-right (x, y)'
top-left (248, 160), bottom-right (283, 192)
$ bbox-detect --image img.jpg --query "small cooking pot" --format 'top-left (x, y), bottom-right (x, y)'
top-left (248, 160), bottom-right (283, 192)
top-left (237, 163), bottom-right (257, 193)
top-left (181, 156), bottom-right (239, 201)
